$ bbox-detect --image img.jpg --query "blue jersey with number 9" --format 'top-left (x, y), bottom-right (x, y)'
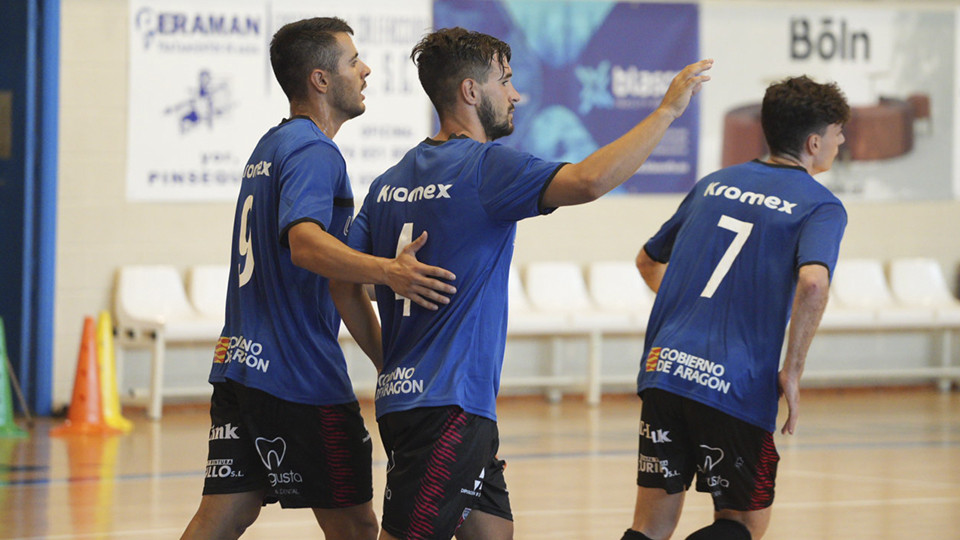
top-left (208, 117), bottom-right (357, 406)
top-left (348, 136), bottom-right (564, 421)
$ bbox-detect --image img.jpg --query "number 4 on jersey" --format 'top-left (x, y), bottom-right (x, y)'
top-left (394, 222), bottom-right (413, 316)
top-left (700, 215), bottom-right (753, 298)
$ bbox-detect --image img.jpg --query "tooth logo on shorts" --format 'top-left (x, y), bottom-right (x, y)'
top-left (255, 437), bottom-right (286, 470)
top-left (698, 445), bottom-right (724, 473)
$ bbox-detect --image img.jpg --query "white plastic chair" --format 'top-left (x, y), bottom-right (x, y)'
top-left (888, 258), bottom-right (960, 324)
top-left (830, 258), bottom-right (935, 328)
top-left (187, 264), bottom-right (229, 323)
top-left (587, 261), bottom-right (654, 330)
top-left (114, 265), bottom-right (222, 420)
top-left (525, 262), bottom-right (633, 331)
top-left (507, 265), bottom-right (569, 335)
top-left (524, 262), bottom-right (635, 405)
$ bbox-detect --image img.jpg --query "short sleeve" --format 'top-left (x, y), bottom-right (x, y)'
top-left (278, 141), bottom-right (345, 244)
top-left (476, 143), bottom-right (565, 222)
top-left (644, 188), bottom-right (697, 263)
top-left (347, 197), bottom-right (373, 255)
top-left (796, 202), bottom-right (847, 277)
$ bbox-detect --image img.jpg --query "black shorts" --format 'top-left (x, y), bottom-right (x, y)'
top-left (636, 388), bottom-right (779, 511)
top-left (378, 406), bottom-right (512, 539)
top-left (202, 379), bottom-right (373, 509)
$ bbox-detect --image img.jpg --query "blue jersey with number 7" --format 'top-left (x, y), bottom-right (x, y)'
top-left (348, 136), bottom-right (564, 421)
top-left (639, 160), bottom-right (846, 431)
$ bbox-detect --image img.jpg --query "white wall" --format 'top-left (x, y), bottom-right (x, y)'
top-left (53, 0), bottom-right (960, 407)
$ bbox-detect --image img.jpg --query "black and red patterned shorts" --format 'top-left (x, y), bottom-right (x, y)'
top-left (378, 406), bottom-right (512, 539)
top-left (636, 388), bottom-right (779, 511)
top-left (202, 379), bottom-right (373, 509)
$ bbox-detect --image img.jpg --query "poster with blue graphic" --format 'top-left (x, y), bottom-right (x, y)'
top-left (127, 0), bottom-right (432, 202)
top-left (435, 0), bottom-right (700, 193)
top-left (127, 0), bottom-right (271, 202)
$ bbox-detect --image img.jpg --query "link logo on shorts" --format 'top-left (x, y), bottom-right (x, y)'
top-left (255, 436), bottom-right (304, 489)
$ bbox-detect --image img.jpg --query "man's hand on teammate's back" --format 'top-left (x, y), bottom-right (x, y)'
top-left (386, 231), bottom-right (458, 311)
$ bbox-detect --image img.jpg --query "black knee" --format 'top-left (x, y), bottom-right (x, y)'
top-left (621, 529), bottom-right (655, 540)
top-left (685, 519), bottom-right (751, 540)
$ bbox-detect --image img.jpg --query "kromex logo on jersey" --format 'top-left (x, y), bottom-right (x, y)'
top-left (704, 182), bottom-right (797, 214)
top-left (376, 183), bottom-right (452, 203)
top-left (243, 160), bottom-right (272, 179)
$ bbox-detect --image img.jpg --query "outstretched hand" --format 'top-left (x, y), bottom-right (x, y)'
top-left (778, 369), bottom-right (800, 435)
top-left (385, 231), bottom-right (457, 311)
top-left (658, 59), bottom-right (714, 120)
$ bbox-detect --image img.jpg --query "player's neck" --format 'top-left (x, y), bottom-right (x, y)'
top-left (434, 110), bottom-right (489, 143)
top-left (289, 101), bottom-right (343, 139)
top-left (767, 153), bottom-right (812, 174)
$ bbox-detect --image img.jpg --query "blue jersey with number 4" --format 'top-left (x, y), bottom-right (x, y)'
top-left (348, 136), bottom-right (564, 421)
top-left (639, 160), bottom-right (846, 431)
top-left (208, 117), bottom-right (357, 406)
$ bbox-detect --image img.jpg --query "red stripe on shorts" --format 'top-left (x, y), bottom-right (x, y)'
top-left (406, 409), bottom-right (469, 539)
top-left (318, 406), bottom-right (359, 507)
top-left (746, 432), bottom-right (779, 511)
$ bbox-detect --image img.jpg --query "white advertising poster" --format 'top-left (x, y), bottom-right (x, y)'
top-left (127, 0), bottom-right (432, 203)
top-left (701, 3), bottom-right (956, 201)
top-left (127, 0), bottom-right (273, 201)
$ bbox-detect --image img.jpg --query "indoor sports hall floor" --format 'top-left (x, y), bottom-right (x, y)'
top-left (1, 386), bottom-right (959, 539)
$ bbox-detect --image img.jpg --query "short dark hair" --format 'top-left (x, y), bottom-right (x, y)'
top-left (761, 76), bottom-right (850, 159)
top-left (270, 17), bottom-right (353, 101)
top-left (410, 27), bottom-right (512, 116)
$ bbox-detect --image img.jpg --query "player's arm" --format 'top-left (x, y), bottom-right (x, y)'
top-left (636, 247), bottom-right (667, 293)
top-left (288, 223), bottom-right (456, 311)
top-left (329, 281), bottom-right (382, 371)
top-left (779, 263), bottom-right (831, 435)
top-left (541, 59), bottom-right (713, 208)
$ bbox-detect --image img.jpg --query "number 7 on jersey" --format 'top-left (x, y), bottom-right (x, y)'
top-left (700, 215), bottom-right (753, 298)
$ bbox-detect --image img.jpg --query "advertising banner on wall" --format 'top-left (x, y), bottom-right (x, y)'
top-left (127, 0), bottom-right (272, 202)
top-left (700, 3), bottom-right (956, 201)
top-left (127, 0), bottom-right (432, 203)
top-left (434, 0), bottom-right (701, 194)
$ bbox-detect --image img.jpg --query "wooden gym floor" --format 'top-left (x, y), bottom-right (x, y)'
top-left (1, 386), bottom-right (959, 539)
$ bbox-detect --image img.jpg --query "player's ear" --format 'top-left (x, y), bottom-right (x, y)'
top-left (460, 78), bottom-right (480, 106)
top-left (309, 69), bottom-right (329, 94)
top-left (805, 131), bottom-right (821, 157)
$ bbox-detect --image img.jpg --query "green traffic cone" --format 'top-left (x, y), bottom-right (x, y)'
top-left (0, 318), bottom-right (28, 438)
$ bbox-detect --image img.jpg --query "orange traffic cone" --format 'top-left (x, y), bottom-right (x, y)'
top-left (51, 317), bottom-right (120, 436)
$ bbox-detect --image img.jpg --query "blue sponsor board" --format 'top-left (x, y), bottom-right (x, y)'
top-left (435, 1), bottom-right (700, 193)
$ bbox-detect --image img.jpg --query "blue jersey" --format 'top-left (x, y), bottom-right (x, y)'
top-left (209, 117), bottom-right (357, 406)
top-left (639, 160), bottom-right (846, 431)
top-left (347, 136), bottom-right (563, 421)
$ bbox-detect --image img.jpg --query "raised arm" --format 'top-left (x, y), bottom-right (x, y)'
top-left (288, 223), bottom-right (456, 310)
top-left (779, 263), bottom-right (831, 435)
top-left (542, 59), bottom-right (713, 208)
